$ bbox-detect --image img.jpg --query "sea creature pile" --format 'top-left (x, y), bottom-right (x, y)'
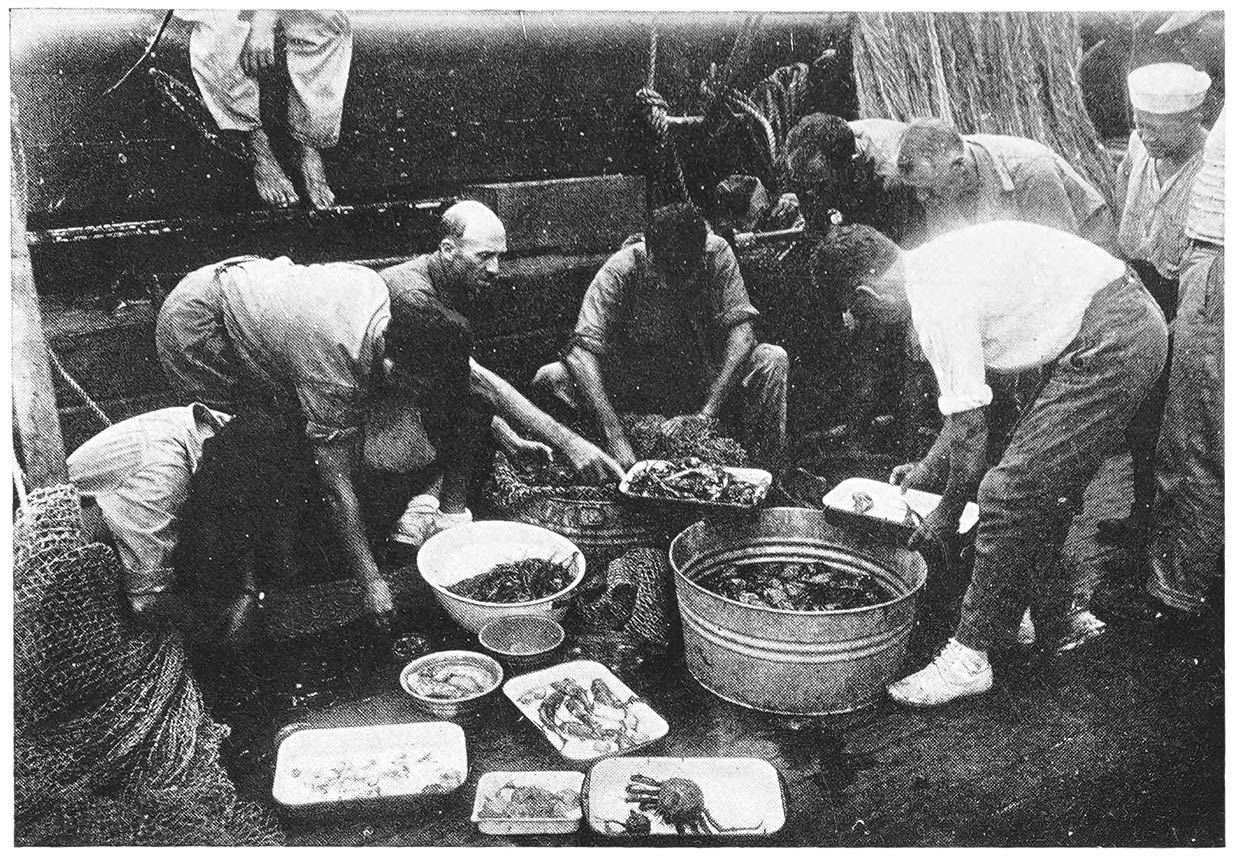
top-left (624, 457), bottom-right (761, 507)
top-left (284, 749), bottom-right (463, 802)
top-left (694, 561), bottom-right (896, 610)
top-left (477, 782), bottom-right (580, 819)
top-left (517, 677), bottom-right (652, 757)
top-left (490, 415), bottom-right (749, 503)
top-left (446, 553), bottom-right (579, 603)
top-left (616, 774), bottom-right (761, 835)
top-left (404, 662), bottom-right (497, 700)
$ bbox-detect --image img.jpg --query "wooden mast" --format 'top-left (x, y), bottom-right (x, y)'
top-left (11, 97), bottom-right (70, 489)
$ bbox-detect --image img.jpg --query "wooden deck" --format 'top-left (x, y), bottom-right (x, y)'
top-left (214, 505), bottom-right (1224, 847)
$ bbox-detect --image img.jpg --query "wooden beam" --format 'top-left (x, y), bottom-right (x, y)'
top-left (11, 97), bottom-right (70, 489)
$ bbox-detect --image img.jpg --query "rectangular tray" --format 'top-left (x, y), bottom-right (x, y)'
top-left (619, 460), bottom-right (772, 512)
top-left (503, 660), bottom-right (668, 762)
top-left (471, 770), bottom-right (585, 835)
top-left (585, 756), bottom-right (786, 836)
top-left (822, 477), bottom-right (979, 536)
top-left (272, 721), bottom-right (467, 817)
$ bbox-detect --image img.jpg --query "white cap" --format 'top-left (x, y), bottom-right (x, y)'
top-left (1127, 63), bottom-right (1211, 114)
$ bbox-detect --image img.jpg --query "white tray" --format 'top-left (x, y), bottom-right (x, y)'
top-left (471, 770), bottom-right (585, 835)
top-left (272, 721), bottom-right (467, 813)
top-left (822, 477), bottom-right (979, 535)
top-left (503, 660), bottom-right (668, 761)
top-left (586, 756), bottom-right (786, 836)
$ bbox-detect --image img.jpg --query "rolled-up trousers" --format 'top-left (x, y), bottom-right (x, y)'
top-left (183, 10), bottom-right (352, 148)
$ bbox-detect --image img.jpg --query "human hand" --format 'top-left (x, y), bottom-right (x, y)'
top-left (769, 192), bottom-right (800, 222)
top-left (509, 436), bottom-right (555, 466)
top-left (889, 462), bottom-right (919, 490)
top-left (565, 435), bottom-right (628, 479)
top-left (241, 13), bottom-right (277, 76)
top-left (906, 505), bottom-right (959, 552)
top-left (362, 578), bottom-right (396, 632)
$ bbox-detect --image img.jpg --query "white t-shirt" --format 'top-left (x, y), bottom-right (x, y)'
top-left (903, 221), bottom-right (1126, 415)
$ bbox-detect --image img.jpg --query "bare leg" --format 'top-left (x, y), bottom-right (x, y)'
top-left (244, 128), bottom-right (299, 207)
top-left (297, 141), bottom-right (336, 209)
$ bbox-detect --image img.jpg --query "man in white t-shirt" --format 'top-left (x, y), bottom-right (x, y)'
top-left (813, 220), bottom-right (1168, 707)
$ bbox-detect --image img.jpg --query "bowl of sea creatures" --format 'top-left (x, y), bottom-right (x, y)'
top-left (400, 650), bottom-right (504, 718)
top-left (418, 521), bottom-right (586, 633)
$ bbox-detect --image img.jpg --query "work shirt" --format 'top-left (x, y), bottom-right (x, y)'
top-left (381, 253), bottom-right (455, 312)
top-left (570, 234), bottom-right (759, 405)
top-left (903, 221), bottom-right (1126, 415)
top-left (67, 404), bottom-right (229, 594)
top-left (217, 256), bottom-right (389, 443)
top-left (1186, 104), bottom-right (1225, 245)
top-left (851, 118), bottom-right (908, 189)
top-left (930, 135), bottom-right (1114, 248)
top-left (1117, 130), bottom-right (1206, 279)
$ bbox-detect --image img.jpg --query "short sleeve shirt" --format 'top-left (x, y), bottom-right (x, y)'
top-left (963, 135), bottom-right (1111, 239)
top-left (1117, 130), bottom-right (1206, 279)
top-left (903, 221), bottom-right (1126, 415)
top-left (570, 234), bottom-right (759, 376)
top-left (218, 257), bottom-right (390, 443)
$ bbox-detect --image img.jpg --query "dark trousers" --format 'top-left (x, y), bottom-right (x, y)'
top-left (956, 270), bottom-right (1168, 649)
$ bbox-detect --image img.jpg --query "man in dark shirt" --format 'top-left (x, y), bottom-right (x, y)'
top-left (531, 202), bottom-right (788, 470)
top-left (380, 201), bottom-right (624, 544)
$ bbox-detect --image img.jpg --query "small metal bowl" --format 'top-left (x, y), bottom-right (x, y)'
top-left (400, 650), bottom-right (504, 719)
top-left (478, 615), bottom-right (566, 670)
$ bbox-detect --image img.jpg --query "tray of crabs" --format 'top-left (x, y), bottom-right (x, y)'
top-left (585, 756), bottom-right (786, 837)
top-left (504, 660), bottom-right (668, 762)
top-left (619, 457), bottom-right (772, 511)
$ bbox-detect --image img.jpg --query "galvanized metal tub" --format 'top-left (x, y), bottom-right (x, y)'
top-left (669, 507), bottom-right (927, 715)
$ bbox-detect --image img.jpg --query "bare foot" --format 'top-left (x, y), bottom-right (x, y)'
top-left (297, 142), bottom-right (336, 209)
top-left (244, 128), bottom-right (299, 207)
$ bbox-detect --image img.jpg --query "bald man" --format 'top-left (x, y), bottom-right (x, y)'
top-left (380, 201), bottom-right (624, 545)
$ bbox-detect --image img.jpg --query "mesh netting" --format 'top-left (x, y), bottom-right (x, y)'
top-left (14, 484), bottom-right (283, 846)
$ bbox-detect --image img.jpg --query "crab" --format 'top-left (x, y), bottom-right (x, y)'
top-left (624, 774), bottom-right (763, 835)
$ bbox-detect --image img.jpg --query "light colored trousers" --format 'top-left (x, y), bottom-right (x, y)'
top-left (182, 10), bottom-right (352, 148)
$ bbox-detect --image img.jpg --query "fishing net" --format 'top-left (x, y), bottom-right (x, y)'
top-left (574, 547), bottom-right (673, 649)
top-left (850, 12), bottom-right (1115, 204)
top-left (14, 484), bottom-right (283, 846)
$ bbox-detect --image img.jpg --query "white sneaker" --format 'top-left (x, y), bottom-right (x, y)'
top-left (887, 638), bottom-right (993, 708)
top-left (390, 494), bottom-right (440, 546)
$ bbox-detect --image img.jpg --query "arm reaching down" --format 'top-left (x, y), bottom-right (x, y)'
top-left (699, 321), bottom-right (758, 420)
top-left (563, 346), bottom-right (637, 469)
top-left (906, 407), bottom-right (988, 550)
top-left (311, 437), bottom-right (395, 627)
top-left (469, 358), bottom-right (625, 480)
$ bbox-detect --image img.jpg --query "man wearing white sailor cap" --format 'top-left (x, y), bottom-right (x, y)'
top-left (1117, 62), bottom-right (1211, 315)
top-left (1106, 62), bottom-right (1212, 550)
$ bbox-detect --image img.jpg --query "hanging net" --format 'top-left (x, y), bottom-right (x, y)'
top-left (14, 484), bottom-right (283, 846)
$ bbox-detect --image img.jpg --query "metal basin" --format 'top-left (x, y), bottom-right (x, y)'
top-left (669, 507), bottom-right (927, 715)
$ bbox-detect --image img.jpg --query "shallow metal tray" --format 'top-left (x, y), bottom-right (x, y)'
top-left (618, 460), bottom-right (772, 512)
top-left (585, 756), bottom-right (787, 836)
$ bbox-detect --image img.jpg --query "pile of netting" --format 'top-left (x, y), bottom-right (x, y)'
top-left (850, 11), bottom-right (1115, 204)
top-left (14, 485), bottom-right (283, 846)
top-left (489, 414), bottom-right (749, 506)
